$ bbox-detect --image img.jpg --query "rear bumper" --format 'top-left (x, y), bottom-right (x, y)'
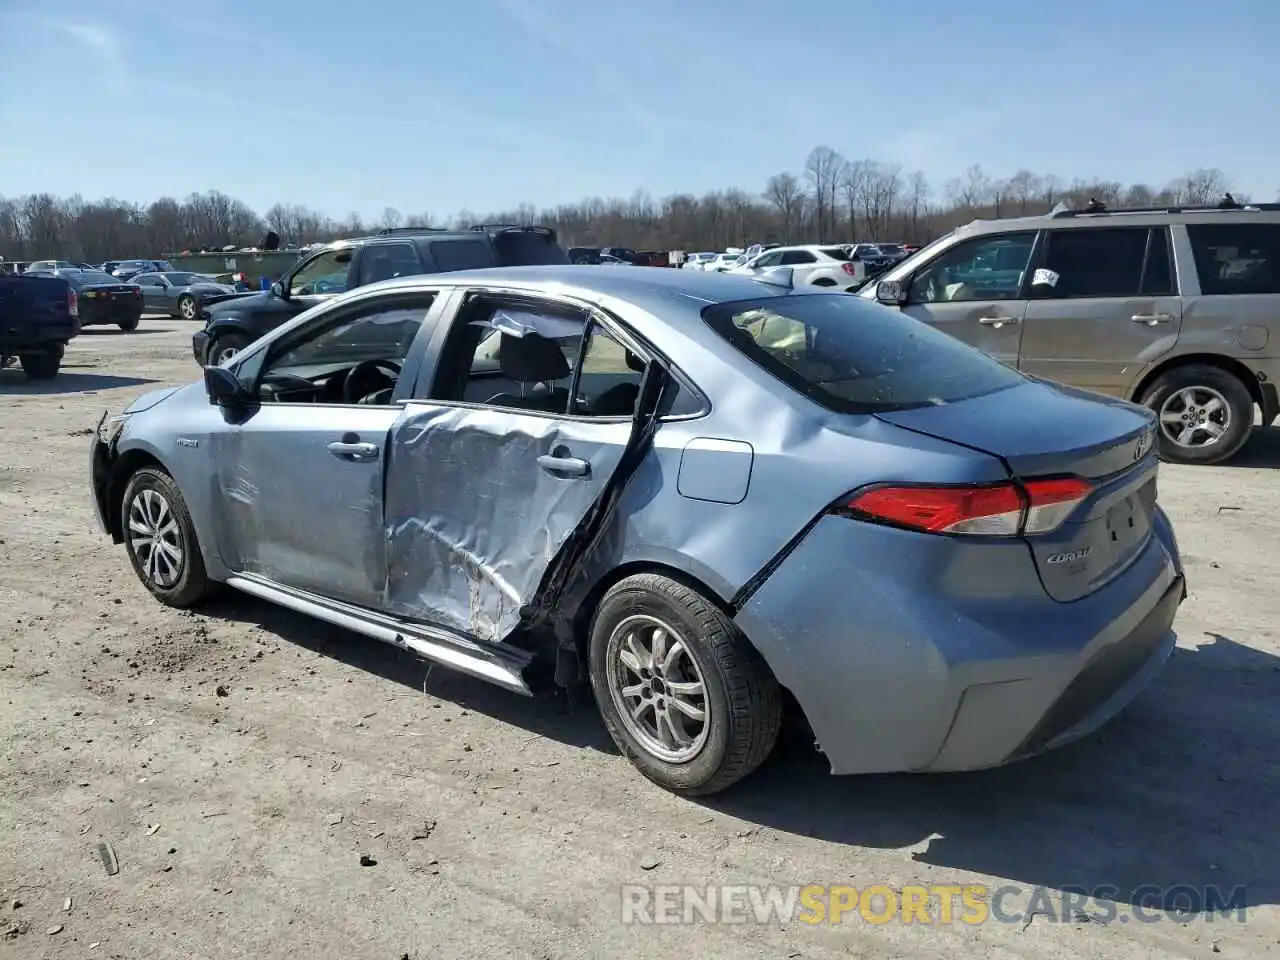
top-left (89, 415), bottom-right (114, 538)
top-left (734, 509), bottom-right (1184, 775)
top-left (80, 300), bottom-right (143, 326)
top-left (0, 319), bottom-right (78, 353)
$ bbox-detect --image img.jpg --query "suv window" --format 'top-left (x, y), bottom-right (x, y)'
top-left (1038, 227), bottom-right (1149, 298)
top-left (358, 242), bottom-right (422, 285)
top-left (909, 232), bottom-right (1036, 303)
top-left (703, 293), bottom-right (1024, 413)
top-left (752, 250), bottom-right (784, 268)
top-left (1187, 223), bottom-right (1280, 296)
top-left (780, 250), bottom-right (818, 265)
top-left (820, 246), bottom-right (852, 261)
top-left (494, 230), bottom-right (570, 266)
top-left (432, 239), bottom-right (493, 272)
top-left (289, 249), bottom-right (351, 296)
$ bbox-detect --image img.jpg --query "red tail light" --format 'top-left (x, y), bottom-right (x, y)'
top-left (133, 286), bottom-right (143, 298)
top-left (842, 477), bottom-right (1093, 537)
top-left (841, 262), bottom-right (858, 276)
top-left (67, 288), bottom-right (78, 317)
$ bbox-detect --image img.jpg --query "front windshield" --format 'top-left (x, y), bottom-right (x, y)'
top-left (857, 231), bottom-right (958, 298)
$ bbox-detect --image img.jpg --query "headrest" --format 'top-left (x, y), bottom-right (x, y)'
top-left (497, 333), bottom-right (571, 383)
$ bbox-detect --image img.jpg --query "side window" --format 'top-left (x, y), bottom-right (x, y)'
top-left (431, 298), bottom-right (646, 417)
top-left (753, 250), bottom-right (784, 268)
top-left (431, 240), bottom-right (493, 272)
top-left (909, 232), bottom-right (1037, 303)
top-left (357, 242), bottom-right (422, 285)
top-left (780, 250), bottom-right (817, 265)
top-left (288, 249), bottom-right (351, 297)
top-left (135, 275), bottom-right (157, 287)
top-left (1038, 227), bottom-right (1148, 298)
top-left (256, 296), bottom-right (436, 405)
top-left (1141, 228), bottom-right (1175, 296)
top-left (1187, 223), bottom-right (1280, 296)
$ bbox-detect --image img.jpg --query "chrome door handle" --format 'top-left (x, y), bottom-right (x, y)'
top-left (537, 454), bottom-right (590, 478)
top-left (1131, 313), bottom-right (1174, 325)
top-left (327, 440), bottom-right (379, 461)
top-left (977, 315), bottom-right (1019, 326)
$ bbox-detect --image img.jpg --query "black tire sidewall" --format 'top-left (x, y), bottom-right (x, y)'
top-left (588, 582), bottom-right (735, 793)
top-left (1141, 366), bottom-right (1253, 464)
top-left (121, 467), bottom-right (206, 606)
top-left (211, 333), bottom-right (248, 365)
top-left (20, 349), bottom-right (60, 378)
top-left (118, 316), bottom-right (139, 332)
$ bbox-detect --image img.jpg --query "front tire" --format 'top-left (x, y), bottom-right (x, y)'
top-left (1140, 364), bottom-right (1254, 465)
top-left (20, 346), bottom-right (62, 379)
top-left (121, 467), bottom-right (212, 608)
top-left (588, 573), bottom-right (782, 796)
top-left (177, 294), bottom-right (197, 320)
top-left (209, 332), bottom-right (249, 366)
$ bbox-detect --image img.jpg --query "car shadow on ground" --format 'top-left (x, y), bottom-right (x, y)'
top-left (79, 328), bottom-right (170, 335)
top-left (207, 592), bottom-right (617, 754)
top-left (1222, 425), bottom-right (1280, 468)
top-left (208, 593), bottom-right (1277, 910)
top-left (0, 372), bottom-right (159, 394)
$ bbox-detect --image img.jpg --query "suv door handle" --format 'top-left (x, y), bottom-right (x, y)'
top-left (1131, 313), bottom-right (1174, 325)
top-left (327, 439), bottom-right (379, 461)
top-left (977, 315), bottom-right (1019, 326)
top-left (537, 452), bottom-right (590, 478)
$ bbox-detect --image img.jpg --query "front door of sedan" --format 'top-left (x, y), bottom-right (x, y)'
top-left (899, 231), bottom-right (1039, 368)
top-left (208, 290), bottom-right (445, 608)
top-left (381, 293), bottom-right (650, 643)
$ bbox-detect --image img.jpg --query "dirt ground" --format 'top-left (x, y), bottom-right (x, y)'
top-left (1, 317), bottom-right (1277, 960)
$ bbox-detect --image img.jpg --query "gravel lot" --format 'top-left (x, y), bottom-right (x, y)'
top-left (1, 318), bottom-right (1277, 959)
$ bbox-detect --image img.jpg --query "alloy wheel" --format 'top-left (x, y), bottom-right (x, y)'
top-left (127, 488), bottom-right (184, 588)
top-left (606, 614), bottom-right (710, 763)
top-left (1158, 386), bottom-right (1231, 449)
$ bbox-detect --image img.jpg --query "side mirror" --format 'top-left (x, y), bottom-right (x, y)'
top-left (876, 279), bottom-right (906, 305)
top-left (271, 280), bottom-right (285, 298)
top-left (204, 365), bottom-right (246, 407)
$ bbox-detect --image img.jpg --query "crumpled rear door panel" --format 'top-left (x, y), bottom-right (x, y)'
top-left (382, 403), bottom-right (632, 642)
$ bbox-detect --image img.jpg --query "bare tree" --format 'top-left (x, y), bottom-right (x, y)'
top-left (763, 172), bottom-right (805, 242)
top-left (0, 159), bottom-right (1259, 263)
top-left (804, 146), bottom-right (844, 242)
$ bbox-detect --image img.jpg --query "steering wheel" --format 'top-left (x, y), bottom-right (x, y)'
top-left (342, 358), bottom-right (402, 404)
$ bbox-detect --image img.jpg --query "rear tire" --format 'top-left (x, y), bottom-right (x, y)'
top-left (209, 332), bottom-right (249, 366)
top-left (121, 467), bottom-right (213, 608)
top-left (20, 346), bottom-right (62, 379)
top-left (1140, 364), bottom-right (1253, 465)
top-left (118, 315), bottom-right (140, 333)
top-left (177, 294), bottom-right (197, 320)
top-left (588, 573), bottom-right (782, 796)
top-left (810, 277), bottom-right (837, 287)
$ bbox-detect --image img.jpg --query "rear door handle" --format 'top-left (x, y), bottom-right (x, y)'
top-left (1131, 313), bottom-right (1174, 325)
top-left (537, 453), bottom-right (590, 478)
top-left (327, 439), bottom-right (379, 461)
top-left (977, 315), bottom-right (1019, 326)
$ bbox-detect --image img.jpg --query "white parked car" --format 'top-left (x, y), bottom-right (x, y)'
top-left (727, 244), bottom-right (867, 290)
top-left (681, 252), bottom-right (719, 271)
top-left (598, 254), bottom-right (634, 266)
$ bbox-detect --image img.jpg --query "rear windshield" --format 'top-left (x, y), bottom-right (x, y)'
top-left (493, 230), bottom-right (570, 266)
top-left (819, 246), bottom-right (852, 260)
top-left (71, 270), bottom-right (117, 285)
top-left (702, 294), bottom-right (1024, 413)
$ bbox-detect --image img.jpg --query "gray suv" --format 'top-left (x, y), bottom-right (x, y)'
top-left (861, 198), bottom-right (1280, 464)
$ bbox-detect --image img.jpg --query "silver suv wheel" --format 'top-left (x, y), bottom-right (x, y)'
top-left (1158, 385), bottom-right (1230, 449)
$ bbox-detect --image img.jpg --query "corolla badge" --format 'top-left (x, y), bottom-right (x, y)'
top-left (1046, 547), bottom-right (1092, 565)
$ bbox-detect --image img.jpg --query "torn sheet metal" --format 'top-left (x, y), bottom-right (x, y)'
top-left (382, 403), bottom-right (634, 642)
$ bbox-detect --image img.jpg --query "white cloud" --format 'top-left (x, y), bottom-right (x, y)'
top-left (44, 20), bottom-right (128, 91)
top-left (489, 0), bottom-right (666, 153)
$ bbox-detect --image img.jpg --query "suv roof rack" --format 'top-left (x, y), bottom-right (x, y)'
top-left (1049, 194), bottom-right (1280, 219)
top-left (374, 226), bottom-right (449, 236)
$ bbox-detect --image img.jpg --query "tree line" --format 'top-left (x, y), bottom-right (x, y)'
top-left (0, 147), bottom-right (1256, 265)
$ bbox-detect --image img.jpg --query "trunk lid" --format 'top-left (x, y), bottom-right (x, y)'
top-left (876, 379), bottom-right (1160, 602)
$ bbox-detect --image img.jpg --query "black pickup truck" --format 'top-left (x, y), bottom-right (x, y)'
top-left (0, 274), bottom-right (80, 379)
top-left (192, 224), bottom-right (569, 366)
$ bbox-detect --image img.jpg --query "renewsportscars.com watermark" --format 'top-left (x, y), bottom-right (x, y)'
top-left (620, 883), bottom-right (1248, 926)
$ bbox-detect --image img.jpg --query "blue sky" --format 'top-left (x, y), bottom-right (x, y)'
top-left (0, 0), bottom-right (1274, 219)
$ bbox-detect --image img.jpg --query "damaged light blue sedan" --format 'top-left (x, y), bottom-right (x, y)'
top-left (89, 265), bottom-right (1186, 795)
